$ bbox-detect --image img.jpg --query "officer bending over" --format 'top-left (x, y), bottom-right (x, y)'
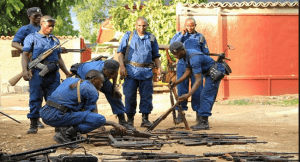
top-left (170, 41), bottom-right (225, 130)
top-left (74, 59), bottom-right (129, 128)
top-left (40, 70), bottom-right (126, 144)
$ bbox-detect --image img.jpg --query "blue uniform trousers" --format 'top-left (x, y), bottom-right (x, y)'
top-left (100, 79), bottom-right (125, 115)
top-left (198, 62), bottom-right (225, 117)
top-left (123, 77), bottom-right (153, 115)
top-left (40, 105), bottom-right (106, 133)
top-left (28, 69), bottom-right (60, 119)
top-left (176, 63), bottom-right (203, 112)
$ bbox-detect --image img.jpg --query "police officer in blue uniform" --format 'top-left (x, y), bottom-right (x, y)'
top-left (22, 15), bottom-right (71, 134)
top-left (40, 70), bottom-right (126, 144)
top-left (11, 7), bottom-right (45, 129)
top-left (117, 17), bottom-right (162, 130)
top-left (170, 18), bottom-right (209, 124)
top-left (75, 59), bottom-right (128, 128)
top-left (169, 41), bottom-right (225, 130)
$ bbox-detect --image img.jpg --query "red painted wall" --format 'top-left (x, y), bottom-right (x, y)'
top-left (178, 13), bottom-right (299, 99)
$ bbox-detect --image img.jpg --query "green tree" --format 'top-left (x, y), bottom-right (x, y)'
top-left (0, 0), bottom-right (79, 36)
top-left (109, 0), bottom-right (207, 70)
top-left (72, 0), bottom-right (126, 43)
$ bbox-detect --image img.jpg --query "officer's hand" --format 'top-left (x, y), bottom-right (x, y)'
top-left (113, 87), bottom-right (122, 99)
top-left (169, 81), bottom-right (177, 89)
top-left (66, 72), bottom-right (72, 78)
top-left (61, 47), bottom-right (68, 53)
top-left (156, 68), bottom-right (162, 82)
top-left (22, 70), bottom-right (32, 81)
top-left (113, 123), bottom-right (127, 135)
top-left (178, 94), bottom-right (189, 102)
top-left (119, 65), bottom-right (127, 80)
top-left (181, 27), bottom-right (187, 35)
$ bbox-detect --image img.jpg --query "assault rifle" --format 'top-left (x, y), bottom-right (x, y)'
top-left (0, 111), bottom-right (21, 123)
top-left (0, 138), bottom-right (88, 161)
top-left (8, 40), bottom-right (68, 86)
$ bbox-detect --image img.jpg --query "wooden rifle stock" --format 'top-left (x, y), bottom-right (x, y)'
top-left (8, 72), bottom-right (23, 86)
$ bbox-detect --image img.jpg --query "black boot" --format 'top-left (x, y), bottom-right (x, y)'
top-left (141, 113), bottom-right (152, 128)
top-left (191, 116), bottom-right (210, 130)
top-left (53, 126), bottom-right (79, 148)
top-left (54, 127), bottom-right (68, 133)
top-left (27, 118), bottom-right (38, 134)
top-left (126, 114), bottom-right (136, 130)
top-left (196, 112), bottom-right (201, 122)
top-left (175, 110), bottom-right (184, 124)
top-left (37, 118), bottom-right (45, 129)
top-left (118, 113), bottom-right (129, 128)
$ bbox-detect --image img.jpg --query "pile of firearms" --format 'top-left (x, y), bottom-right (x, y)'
top-left (99, 151), bottom-right (299, 162)
top-left (86, 127), bottom-right (268, 150)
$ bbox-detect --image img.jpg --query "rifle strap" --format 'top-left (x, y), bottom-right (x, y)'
top-left (77, 80), bottom-right (81, 103)
top-left (124, 31), bottom-right (134, 63)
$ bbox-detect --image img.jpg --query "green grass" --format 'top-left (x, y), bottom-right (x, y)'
top-left (217, 98), bottom-right (299, 106)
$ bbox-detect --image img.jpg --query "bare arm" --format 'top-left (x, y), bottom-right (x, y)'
top-left (58, 53), bottom-right (71, 78)
top-left (104, 121), bottom-right (127, 135)
top-left (11, 42), bottom-right (23, 51)
top-left (154, 57), bottom-right (162, 81)
top-left (21, 51), bottom-right (32, 81)
top-left (174, 67), bottom-right (192, 86)
top-left (178, 73), bottom-right (202, 102)
top-left (118, 52), bottom-right (127, 79)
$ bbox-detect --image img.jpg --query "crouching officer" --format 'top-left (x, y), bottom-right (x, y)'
top-left (73, 59), bottom-right (129, 128)
top-left (169, 41), bottom-right (225, 130)
top-left (40, 70), bottom-right (127, 144)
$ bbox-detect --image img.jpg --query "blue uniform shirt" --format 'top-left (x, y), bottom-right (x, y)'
top-left (77, 61), bottom-right (105, 79)
top-left (47, 78), bottom-right (99, 112)
top-left (170, 31), bottom-right (209, 65)
top-left (12, 24), bottom-right (41, 45)
top-left (183, 49), bottom-right (215, 75)
top-left (117, 31), bottom-right (161, 80)
top-left (23, 32), bottom-right (61, 61)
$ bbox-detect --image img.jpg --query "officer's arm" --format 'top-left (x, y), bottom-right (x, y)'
top-left (188, 73), bottom-right (202, 97)
top-left (21, 51), bottom-right (31, 81)
top-left (58, 53), bottom-right (71, 78)
top-left (175, 67), bottom-right (192, 85)
top-left (170, 32), bottom-right (183, 44)
top-left (11, 42), bottom-right (23, 51)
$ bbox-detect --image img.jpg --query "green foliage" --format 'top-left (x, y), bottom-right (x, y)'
top-left (72, 0), bottom-right (126, 42)
top-left (216, 98), bottom-right (299, 107)
top-left (108, 0), bottom-right (207, 70)
top-left (0, 0), bottom-right (79, 36)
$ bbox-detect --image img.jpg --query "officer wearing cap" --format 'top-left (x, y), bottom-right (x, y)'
top-left (73, 59), bottom-right (129, 129)
top-left (170, 18), bottom-right (209, 124)
top-left (169, 41), bottom-right (225, 130)
top-left (40, 70), bottom-right (126, 145)
top-left (22, 15), bottom-right (71, 134)
top-left (12, 7), bottom-right (43, 51)
top-left (11, 7), bottom-right (46, 129)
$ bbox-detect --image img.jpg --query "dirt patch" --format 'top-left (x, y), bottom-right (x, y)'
top-left (0, 93), bottom-right (298, 161)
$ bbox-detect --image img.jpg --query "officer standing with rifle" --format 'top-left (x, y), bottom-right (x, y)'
top-left (21, 15), bottom-right (71, 134)
top-left (11, 7), bottom-right (45, 129)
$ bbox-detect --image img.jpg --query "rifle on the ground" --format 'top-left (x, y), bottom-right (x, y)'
top-left (169, 85), bottom-right (189, 130)
top-left (0, 138), bottom-right (88, 161)
top-left (0, 111), bottom-right (21, 123)
top-left (8, 40), bottom-right (68, 86)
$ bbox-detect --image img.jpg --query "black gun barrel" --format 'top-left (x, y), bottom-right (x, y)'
top-left (0, 111), bottom-right (21, 123)
top-left (9, 138), bottom-right (87, 157)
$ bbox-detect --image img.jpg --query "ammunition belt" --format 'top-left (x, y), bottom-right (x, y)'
top-left (46, 100), bottom-right (68, 113)
top-left (41, 60), bottom-right (59, 65)
top-left (125, 61), bottom-right (155, 68)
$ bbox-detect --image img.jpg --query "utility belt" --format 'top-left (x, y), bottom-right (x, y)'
top-left (125, 60), bottom-right (155, 68)
top-left (46, 100), bottom-right (69, 113)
